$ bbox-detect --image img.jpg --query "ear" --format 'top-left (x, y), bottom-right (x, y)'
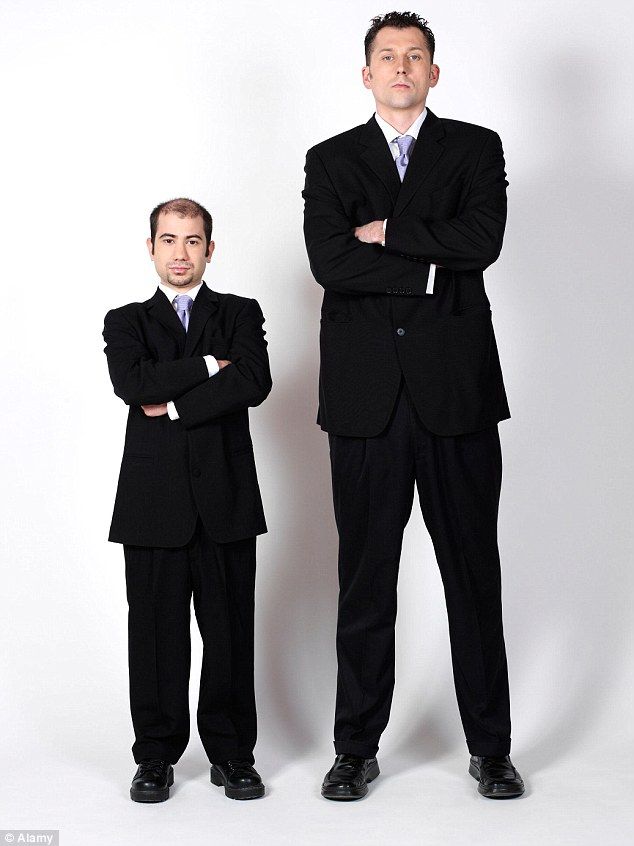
top-left (146, 237), bottom-right (154, 259)
top-left (429, 64), bottom-right (440, 88)
top-left (206, 240), bottom-right (215, 263)
top-left (362, 65), bottom-right (372, 90)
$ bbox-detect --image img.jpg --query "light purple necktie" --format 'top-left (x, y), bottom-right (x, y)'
top-left (395, 134), bottom-right (414, 181)
top-left (173, 294), bottom-right (193, 331)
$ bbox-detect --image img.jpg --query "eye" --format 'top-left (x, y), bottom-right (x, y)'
top-left (162, 238), bottom-right (174, 244)
top-left (382, 55), bottom-right (393, 60)
top-left (409, 54), bottom-right (421, 60)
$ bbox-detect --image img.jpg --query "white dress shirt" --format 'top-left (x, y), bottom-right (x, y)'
top-left (374, 108), bottom-right (436, 294)
top-left (157, 280), bottom-right (220, 420)
top-left (374, 107), bottom-right (428, 159)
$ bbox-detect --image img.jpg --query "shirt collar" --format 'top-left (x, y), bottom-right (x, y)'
top-left (158, 280), bottom-right (204, 305)
top-left (374, 107), bottom-right (428, 146)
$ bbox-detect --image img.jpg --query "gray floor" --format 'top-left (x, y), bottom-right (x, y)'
top-left (4, 736), bottom-right (632, 846)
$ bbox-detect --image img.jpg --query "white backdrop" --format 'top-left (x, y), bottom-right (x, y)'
top-left (1, 1), bottom-right (633, 844)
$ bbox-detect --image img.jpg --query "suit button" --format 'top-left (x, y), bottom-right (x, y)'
top-left (406, 287), bottom-right (412, 294)
top-left (386, 287), bottom-right (393, 294)
top-left (396, 327), bottom-right (405, 336)
top-left (192, 468), bottom-right (201, 478)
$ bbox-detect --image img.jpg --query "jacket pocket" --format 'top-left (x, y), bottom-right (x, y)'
top-left (451, 304), bottom-right (492, 317)
top-left (122, 452), bottom-right (154, 461)
top-left (230, 445), bottom-right (254, 456)
top-left (322, 311), bottom-right (353, 323)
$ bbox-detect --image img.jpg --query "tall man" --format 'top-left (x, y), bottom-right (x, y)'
top-left (302, 13), bottom-right (524, 800)
top-left (103, 198), bottom-right (271, 802)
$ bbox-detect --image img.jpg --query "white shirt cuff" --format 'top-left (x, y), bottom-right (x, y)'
top-left (166, 357), bottom-right (218, 422)
top-left (426, 263), bottom-right (436, 294)
top-left (381, 218), bottom-right (387, 247)
top-left (203, 354), bottom-right (220, 377)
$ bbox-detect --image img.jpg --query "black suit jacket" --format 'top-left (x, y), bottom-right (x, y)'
top-left (302, 108), bottom-right (511, 437)
top-left (103, 282), bottom-right (271, 547)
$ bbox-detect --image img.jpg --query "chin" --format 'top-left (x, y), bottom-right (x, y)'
top-left (386, 95), bottom-right (416, 110)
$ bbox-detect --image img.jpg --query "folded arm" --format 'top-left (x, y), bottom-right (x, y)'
top-left (173, 298), bottom-right (272, 429)
top-left (103, 308), bottom-right (210, 405)
top-left (385, 131), bottom-right (508, 271)
top-left (302, 147), bottom-right (431, 295)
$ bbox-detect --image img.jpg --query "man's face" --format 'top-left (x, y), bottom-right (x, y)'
top-left (146, 212), bottom-right (214, 290)
top-left (362, 26), bottom-right (439, 113)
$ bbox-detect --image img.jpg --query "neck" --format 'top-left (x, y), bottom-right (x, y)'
top-left (161, 280), bottom-right (201, 294)
top-left (376, 103), bottom-right (426, 135)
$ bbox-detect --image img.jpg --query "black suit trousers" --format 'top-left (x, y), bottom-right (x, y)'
top-left (329, 380), bottom-right (511, 758)
top-left (124, 518), bottom-right (257, 765)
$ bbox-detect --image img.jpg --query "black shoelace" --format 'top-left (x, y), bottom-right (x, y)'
top-left (138, 759), bottom-right (167, 775)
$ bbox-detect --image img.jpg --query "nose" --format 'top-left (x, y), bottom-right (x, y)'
top-left (173, 240), bottom-right (189, 260)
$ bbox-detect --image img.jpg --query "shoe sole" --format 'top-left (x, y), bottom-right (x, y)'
top-left (468, 762), bottom-right (524, 799)
top-left (321, 760), bottom-right (380, 801)
top-left (130, 769), bottom-right (174, 803)
top-left (210, 766), bottom-right (265, 800)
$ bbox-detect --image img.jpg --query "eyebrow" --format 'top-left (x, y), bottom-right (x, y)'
top-left (158, 232), bottom-right (203, 240)
top-left (378, 46), bottom-right (425, 52)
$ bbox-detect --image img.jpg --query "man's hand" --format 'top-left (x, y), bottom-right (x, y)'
top-left (354, 221), bottom-right (443, 267)
top-left (139, 362), bottom-right (231, 417)
top-left (141, 403), bottom-right (168, 417)
top-left (354, 221), bottom-right (384, 244)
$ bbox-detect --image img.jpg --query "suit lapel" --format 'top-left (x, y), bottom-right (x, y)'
top-left (145, 287), bottom-right (186, 347)
top-left (144, 282), bottom-right (219, 357)
top-left (184, 281), bottom-right (219, 356)
top-left (359, 116), bottom-right (402, 205)
top-left (393, 108), bottom-right (446, 216)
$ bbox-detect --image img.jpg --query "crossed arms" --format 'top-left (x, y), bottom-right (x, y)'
top-left (302, 130), bottom-right (507, 296)
top-left (103, 298), bottom-right (272, 429)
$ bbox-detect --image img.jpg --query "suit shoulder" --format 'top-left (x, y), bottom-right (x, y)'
top-left (103, 300), bottom-right (146, 324)
top-left (439, 117), bottom-right (501, 142)
top-left (306, 124), bottom-right (366, 158)
top-left (215, 291), bottom-right (265, 315)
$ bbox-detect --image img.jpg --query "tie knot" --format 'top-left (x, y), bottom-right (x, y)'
top-left (396, 134), bottom-right (414, 156)
top-left (173, 294), bottom-right (193, 313)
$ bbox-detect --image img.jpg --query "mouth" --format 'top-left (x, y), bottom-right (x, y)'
top-left (392, 82), bottom-right (411, 89)
top-left (169, 266), bottom-right (191, 274)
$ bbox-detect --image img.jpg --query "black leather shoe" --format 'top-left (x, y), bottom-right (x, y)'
top-left (321, 754), bottom-right (380, 801)
top-left (210, 760), bottom-right (265, 800)
top-left (130, 759), bottom-right (174, 803)
top-left (469, 755), bottom-right (524, 798)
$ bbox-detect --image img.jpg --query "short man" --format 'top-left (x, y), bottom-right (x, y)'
top-left (302, 13), bottom-right (524, 799)
top-left (103, 198), bottom-right (271, 802)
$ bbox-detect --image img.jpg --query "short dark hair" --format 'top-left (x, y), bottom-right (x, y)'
top-left (364, 11), bottom-right (435, 64)
top-left (149, 197), bottom-right (213, 251)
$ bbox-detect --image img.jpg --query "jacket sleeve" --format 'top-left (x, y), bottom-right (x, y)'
top-left (302, 146), bottom-right (431, 295)
top-left (173, 298), bottom-right (272, 429)
top-left (385, 131), bottom-right (508, 271)
top-left (103, 308), bottom-right (209, 405)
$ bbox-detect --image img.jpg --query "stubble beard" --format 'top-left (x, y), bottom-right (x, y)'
top-left (166, 270), bottom-right (195, 288)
